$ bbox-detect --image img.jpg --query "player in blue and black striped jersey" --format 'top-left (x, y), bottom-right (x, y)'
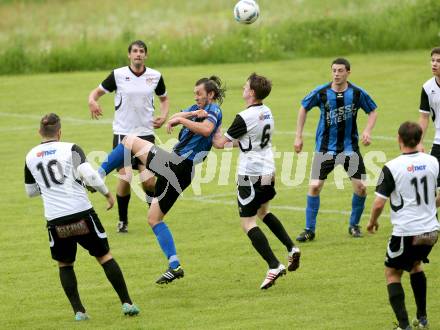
top-left (294, 58), bottom-right (378, 242)
top-left (98, 76), bottom-right (225, 284)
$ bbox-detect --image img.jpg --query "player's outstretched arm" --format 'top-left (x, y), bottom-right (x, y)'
top-left (88, 87), bottom-right (106, 120)
top-left (294, 106), bottom-right (307, 153)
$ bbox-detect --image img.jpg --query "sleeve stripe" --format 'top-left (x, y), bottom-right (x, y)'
top-left (419, 109), bottom-right (431, 113)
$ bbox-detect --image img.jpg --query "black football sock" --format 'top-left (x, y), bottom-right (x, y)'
top-left (262, 213), bottom-right (294, 251)
top-left (247, 227), bottom-right (279, 269)
top-left (117, 194), bottom-right (130, 224)
top-left (387, 282), bottom-right (409, 329)
top-left (410, 271), bottom-right (427, 319)
top-left (59, 266), bottom-right (85, 314)
top-left (102, 258), bottom-right (132, 304)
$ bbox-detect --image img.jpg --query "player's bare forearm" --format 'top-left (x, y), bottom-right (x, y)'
top-left (88, 88), bottom-right (106, 119)
top-left (419, 112), bottom-right (430, 140)
top-left (364, 110), bottom-right (378, 134)
top-left (295, 106), bottom-right (307, 138)
top-left (179, 117), bottom-right (215, 137)
top-left (367, 196), bottom-right (386, 232)
top-left (159, 96), bottom-right (169, 120)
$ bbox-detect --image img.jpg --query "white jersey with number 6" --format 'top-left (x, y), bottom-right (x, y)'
top-left (375, 152), bottom-right (440, 236)
top-left (225, 104), bottom-right (275, 176)
top-left (25, 141), bottom-right (92, 221)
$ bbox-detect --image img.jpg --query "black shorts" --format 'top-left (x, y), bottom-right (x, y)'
top-left (430, 144), bottom-right (440, 186)
top-left (237, 174), bottom-right (276, 217)
top-left (311, 151), bottom-right (366, 180)
top-left (47, 209), bottom-right (109, 263)
top-left (384, 235), bottom-right (436, 272)
top-left (113, 134), bottom-right (155, 170)
top-left (145, 146), bottom-right (194, 215)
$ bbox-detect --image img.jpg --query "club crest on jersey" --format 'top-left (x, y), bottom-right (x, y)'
top-left (407, 164), bottom-right (427, 173)
top-left (146, 77), bottom-right (155, 85)
top-left (36, 149), bottom-right (56, 157)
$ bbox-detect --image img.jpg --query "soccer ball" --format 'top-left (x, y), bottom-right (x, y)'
top-left (234, 0), bottom-right (260, 24)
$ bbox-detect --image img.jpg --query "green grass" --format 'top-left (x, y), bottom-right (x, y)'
top-left (1, 0), bottom-right (440, 74)
top-left (1, 50), bottom-right (440, 329)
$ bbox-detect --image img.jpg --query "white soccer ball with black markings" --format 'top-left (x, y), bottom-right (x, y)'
top-left (234, 0), bottom-right (260, 24)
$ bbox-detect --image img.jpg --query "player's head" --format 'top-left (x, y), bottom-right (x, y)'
top-left (430, 47), bottom-right (440, 77)
top-left (244, 73), bottom-right (272, 102)
top-left (128, 40), bottom-right (147, 69)
top-left (194, 76), bottom-right (226, 107)
top-left (39, 113), bottom-right (61, 140)
top-left (331, 58), bottom-right (351, 86)
top-left (398, 121), bottom-right (422, 149)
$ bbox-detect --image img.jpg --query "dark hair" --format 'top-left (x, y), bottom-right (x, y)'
top-left (40, 113), bottom-right (61, 137)
top-left (431, 47), bottom-right (440, 56)
top-left (128, 40), bottom-right (147, 53)
top-left (332, 58), bottom-right (351, 71)
top-left (195, 75), bottom-right (226, 105)
top-left (248, 72), bottom-right (272, 100)
top-left (398, 121), bottom-right (422, 148)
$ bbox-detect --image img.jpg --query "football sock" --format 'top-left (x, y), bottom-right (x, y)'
top-left (99, 143), bottom-right (131, 176)
top-left (262, 213), bottom-right (294, 251)
top-left (349, 193), bottom-right (366, 226)
top-left (247, 226), bottom-right (279, 269)
top-left (59, 266), bottom-right (86, 314)
top-left (117, 194), bottom-right (131, 224)
top-left (410, 271), bottom-right (427, 319)
top-left (305, 195), bottom-right (320, 232)
top-left (152, 222), bottom-right (180, 269)
top-left (102, 258), bottom-right (132, 305)
top-left (387, 282), bottom-right (409, 329)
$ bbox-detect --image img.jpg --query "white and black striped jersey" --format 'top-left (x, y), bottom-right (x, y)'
top-left (419, 77), bottom-right (440, 145)
top-left (25, 141), bottom-right (92, 221)
top-left (99, 66), bottom-right (167, 136)
top-left (375, 152), bottom-right (440, 236)
top-left (225, 103), bottom-right (275, 176)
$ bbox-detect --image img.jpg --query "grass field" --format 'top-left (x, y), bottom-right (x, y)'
top-left (2, 0), bottom-right (439, 74)
top-left (1, 50), bottom-right (440, 329)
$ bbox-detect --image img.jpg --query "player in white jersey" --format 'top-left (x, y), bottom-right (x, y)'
top-left (367, 122), bottom-right (439, 330)
top-left (88, 40), bottom-right (169, 233)
top-left (418, 47), bottom-right (440, 183)
top-left (24, 114), bottom-right (139, 321)
top-left (213, 73), bottom-right (300, 289)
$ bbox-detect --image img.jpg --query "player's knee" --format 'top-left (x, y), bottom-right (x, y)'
top-left (147, 213), bottom-right (161, 227)
top-left (97, 252), bottom-right (113, 265)
top-left (309, 183), bottom-right (322, 195)
top-left (257, 209), bottom-right (268, 220)
top-left (356, 184), bottom-right (367, 196)
top-left (410, 261), bottom-right (423, 274)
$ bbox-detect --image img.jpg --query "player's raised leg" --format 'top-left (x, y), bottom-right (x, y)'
top-left (241, 216), bottom-right (286, 289)
top-left (257, 202), bottom-right (300, 272)
top-left (99, 135), bottom-right (154, 176)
